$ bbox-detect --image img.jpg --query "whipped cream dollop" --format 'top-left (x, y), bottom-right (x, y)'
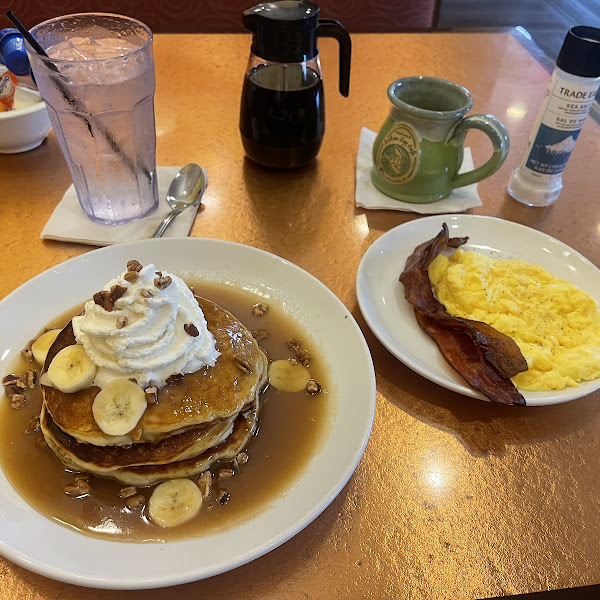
top-left (72, 264), bottom-right (220, 389)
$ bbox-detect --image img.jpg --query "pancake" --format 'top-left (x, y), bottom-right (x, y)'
top-left (42, 297), bottom-right (268, 446)
top-left (40, 404), bottom-right (235, 471)
top-left (43, 400), bottom-right (259, 487)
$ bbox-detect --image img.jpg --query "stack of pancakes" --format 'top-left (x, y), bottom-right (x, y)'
top-left (40, 297), bottom-right (268, 486)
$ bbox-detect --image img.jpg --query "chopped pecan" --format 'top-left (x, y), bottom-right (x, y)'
top-left (251, 329), bottom-right (269, 342)
top-left (155, 270), bottom-right (162, 277)
top-left (145, 386), bottom-right (158, 404)
top-left (216, 489), bottom-right (230, 505)
top-left (306, 379), bottom-right (322, 395)
top-left (64, 480), bottom-right (90, 497)
top-left (197, 471), bottom-right (212, 498)
top-left (123, 271), bottom-right (138, 283)
top-left (294, 348), bottom-right (310, 367)
top-left (184, 323), bottom-right (199, 337)
top-left (127, 259), bottom-right (143, 272)
top-left (10, 394), bottom-right (25, 409)
top-left (140, 289), bottom-right (153, 298)
top-left (166, 373), bottom-right (184, 385)
top-left (24, 370), bottom-right (37, 389)
top-left (93, 290), bottom-right (114, 312)
top-left (119, 485), bottom-right (138, 499)
top-left (287, 338), bottom-right (301, 350)
top-left (125, 494), bottom-right (145, 510)
top-left (2, 373), bottom-right (20, 385)
top-left (251, 303), bottom-right (268, 317)
top-left (154, 275), bottom-right (172, 290)
top-left (75, 473), bottom-right (90, 482)
top-left (236, 451), bottom-right (249, 465)
top-left (218, 468), bottom-right (235, 479)
top-left (234, 358), bottom-right (252, 375)
top-left (21, 348), bottom-right (34, 362)
top-left (26, 415), bottom-right (41, 434)
top-left (116, 315), bottom-right (129, 329)
top-left (110, 284), bottom-right (127, 302)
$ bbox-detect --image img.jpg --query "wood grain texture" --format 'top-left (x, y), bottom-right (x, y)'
top-left (1, 32), bottom-right (600, 600)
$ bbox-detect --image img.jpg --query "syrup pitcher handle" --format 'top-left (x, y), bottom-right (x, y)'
top-left (317, 19), bottom-right (351, 97)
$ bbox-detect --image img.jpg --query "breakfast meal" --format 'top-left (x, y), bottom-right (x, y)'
top-left (400, 224), bottom-right (600, 404)
top-left (0, 260), bottom-right (328, 540)
top-left (429, 247), bottom-right (600, 392)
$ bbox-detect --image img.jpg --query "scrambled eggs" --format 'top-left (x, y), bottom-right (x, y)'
top-left (428, 249), bottom-right (600, 391)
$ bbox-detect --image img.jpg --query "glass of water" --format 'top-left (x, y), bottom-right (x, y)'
top-left (26, 13), bottom-right (159, 225)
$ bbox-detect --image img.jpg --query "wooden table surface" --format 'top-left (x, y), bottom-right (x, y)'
top-left (1, 32), bottom-right (600, 600)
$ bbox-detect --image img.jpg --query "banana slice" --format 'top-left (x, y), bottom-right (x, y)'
top-left (47, 344), bottom-right (97, 393)
top-left (148, 479), bottom-right (202, 527)
top-left (31, 329), bottom-right (61, 366)
top-left (268, 359), bottom-right (311, 392)
top-left (92, 379), bottom-right (147, 436)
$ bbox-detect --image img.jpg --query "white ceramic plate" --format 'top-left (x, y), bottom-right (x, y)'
top-left (356, 214), bottom-right (600, 406)
top-left (0, 239), bottom-right (376, 589)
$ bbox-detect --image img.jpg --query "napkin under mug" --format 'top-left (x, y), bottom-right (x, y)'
top-left (355, 127), bottom-right (482, 214)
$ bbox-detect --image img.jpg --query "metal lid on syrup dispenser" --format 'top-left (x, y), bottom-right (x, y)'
top-left (556, 26), bottom-right (600, 78)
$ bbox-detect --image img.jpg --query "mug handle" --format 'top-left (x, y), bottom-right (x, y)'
top-left (448, 114), bottom-right (510, 190)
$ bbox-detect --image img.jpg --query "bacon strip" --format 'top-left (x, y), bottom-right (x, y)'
top-left (399, 223), bottom-right (527, 406)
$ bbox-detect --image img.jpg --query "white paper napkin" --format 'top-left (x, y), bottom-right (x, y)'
top-left (355, 127), bottom-right (482, 213)
top-left (41, 166), bottom-right (205, 246)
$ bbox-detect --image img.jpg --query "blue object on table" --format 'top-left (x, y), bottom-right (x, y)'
top-left (0, 28), bottom-right (31, 76)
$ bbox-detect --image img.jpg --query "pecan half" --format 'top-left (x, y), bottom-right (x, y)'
top-left (154, 275), bottom-right (172, 290)
top-left (184, 323), bottom-right (199, 337)
top-left (123, 271), bottom-right (138, 283)
top-left (127, 259), bottom-right (143, 272)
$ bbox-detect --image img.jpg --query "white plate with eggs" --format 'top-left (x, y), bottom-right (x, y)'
top-left (356, 214), bottom-right (600, 406)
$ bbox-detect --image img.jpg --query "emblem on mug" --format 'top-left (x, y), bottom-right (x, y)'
top-left (375, 123), bottom-right (420, 184)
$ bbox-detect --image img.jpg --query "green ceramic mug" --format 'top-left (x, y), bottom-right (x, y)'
top-left (371, 76), bottom-right (510, 203)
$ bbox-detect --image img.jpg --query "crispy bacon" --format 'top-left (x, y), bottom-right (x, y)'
top-left (399, 223), bottom-right (527, 406)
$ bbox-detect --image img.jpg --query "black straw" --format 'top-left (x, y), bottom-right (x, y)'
top-left (5, 11), bottom-right (152, 184)
top-left (6, 11), bottom-right (49, 58)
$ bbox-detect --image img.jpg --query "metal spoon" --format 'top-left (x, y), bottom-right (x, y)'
top-left (151, 164), bottom-right (206, 238)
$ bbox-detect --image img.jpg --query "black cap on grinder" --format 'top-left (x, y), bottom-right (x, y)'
top-left (556, 26), bottom-right (600, 78)
top-left (243, 0), bottom-right (321, 63)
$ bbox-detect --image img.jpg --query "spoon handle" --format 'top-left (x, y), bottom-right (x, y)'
top-left (151, 208), bottom-right (184, 238)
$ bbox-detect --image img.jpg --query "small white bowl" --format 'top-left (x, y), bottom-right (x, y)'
top-left (0, 86), bottom-right (52, 153)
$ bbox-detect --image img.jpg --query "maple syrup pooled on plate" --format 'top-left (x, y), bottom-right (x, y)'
top-left (0, 281), bottom-right (332, 542)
